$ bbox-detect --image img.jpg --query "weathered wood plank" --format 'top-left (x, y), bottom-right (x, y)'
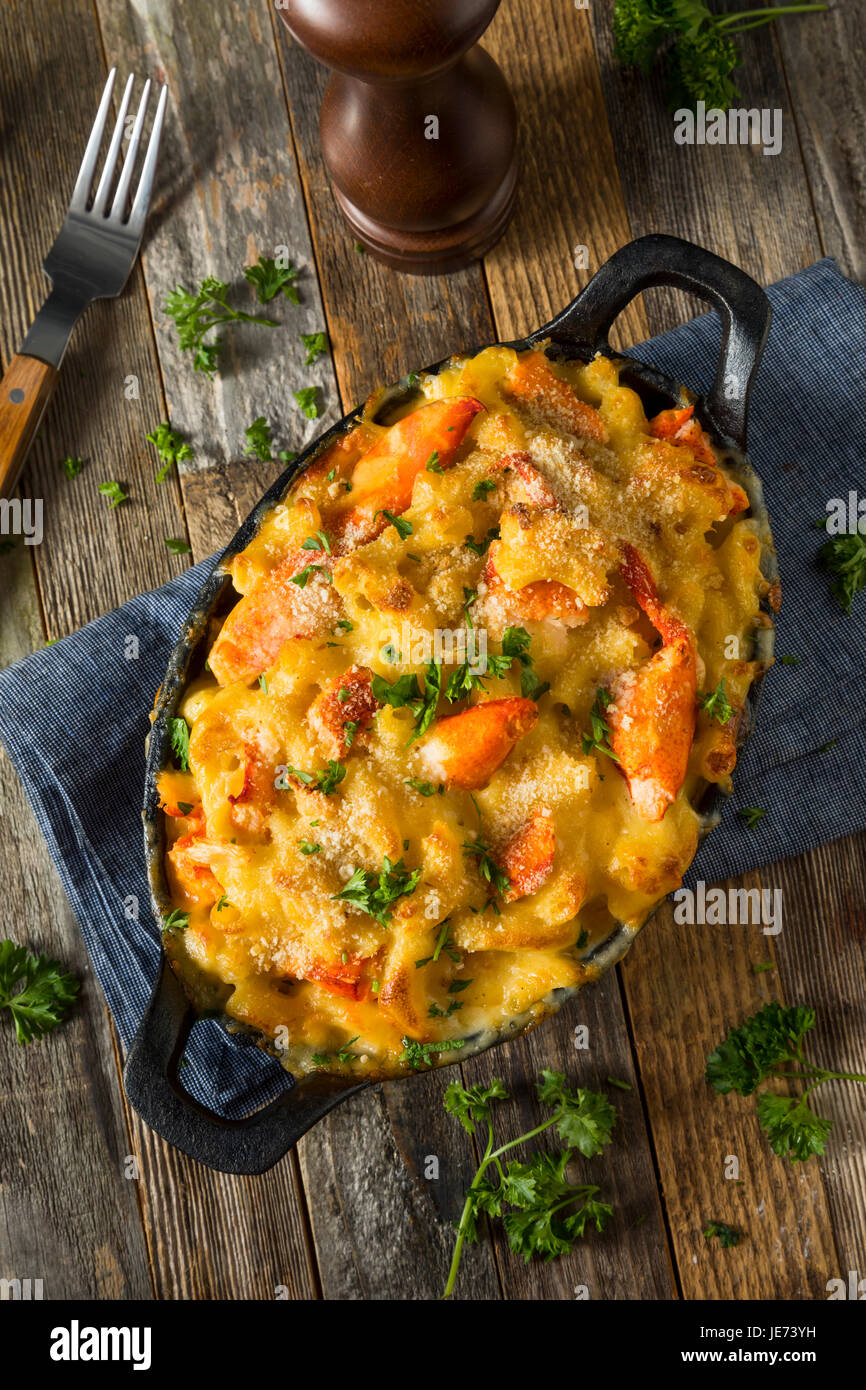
top-left (0, 0), bottom-right (188, 628)
top-left (775, 0), bottom-right (866, 280)
top-left (768, 837), bottom-right (866, 1289)
top-left (589, 0), bottom-right (823, 331)
top-left (90, 0), bottom-right (343, 1299)
top-left (95, 0), bottom-right (344, 564)
top-left (483, 0), bottom-right (649, 350)
top-left (619, 891), bottom-right (842, 1298)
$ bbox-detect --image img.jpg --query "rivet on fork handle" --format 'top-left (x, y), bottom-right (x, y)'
top-left (0, 355), bottom-right (59, 500)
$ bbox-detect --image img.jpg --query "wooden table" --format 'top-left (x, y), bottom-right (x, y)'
top-left (1, 0), bottom-right (864, 1302)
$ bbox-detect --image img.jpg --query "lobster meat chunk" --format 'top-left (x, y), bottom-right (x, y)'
top-left (504, 351), bottom-right (609, 444)
top-left (498, 808), bottom-right (556, 902)
top-left (331, 396), bottom-right (484, 546)
top-left (308, 666), bottom-right (380, 758)
top-left (420, 696), bottom-right (538, 791)
top-left (605, 545), bottom-right (697, 822)
top-left (208, 549), bottom-right (339, 686)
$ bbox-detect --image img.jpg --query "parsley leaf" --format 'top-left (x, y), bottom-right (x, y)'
top-left (462, 835), bottom-right (511, 899)
top-left (405, 778), bottom-right (436, 797)
top-left (147, 422), bottom-right (193, 481)
top-left (426, 450), bottom-right (443, 474)
top-left (0, 940), bottom-right (79, 1044)
top-left (375, 508), bottom-right (413, 539)
top-left (333, 855), bottom-right (421, 926)
top-left (472, 477), bottom-right (498, 501)
top-left (164, 276), bottom-right (276, 377)
top-left (301, 331), bottom-right (328, 365)
top-left (757, 1093), bottom-right (834, 1163)
top-left (819, 530), bottom-right (866, 613)
top-left (371, 662), bottom-right (440, 745)
top-left (464, 525), bottom-right (500, 558)
top-left (165, 538), bottom-right (191, 554)
top-left (704, 1221), bottom-right (741, 1248)
top-left (294, 387), bottom-right (319, 419)
top-left (169, 717), bottom-right (190, 771)
top-left (60, 455), bottom-right (85, 480)
top-left (244, 416), bottom-right (275, 461)
top-left (738, 806), bottom-right (766, 830)
top-left (581, 688), bottom-right (620, 763)
top-left (698, 679), bottom-right (733, 724)
top-left (286, 760), bottom-right (346, 795)
top-left (98, 480), bottom-right (128, 508)
top-left (398, 1036), bottom-right (466, 1071)
top-left (244, 255), bottom-right (300, 305)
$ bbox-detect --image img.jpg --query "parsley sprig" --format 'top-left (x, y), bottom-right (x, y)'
top-left (442, 1071), bottom-right (616, 1298)
top-left (163, 276), bottom-right (276, 377)
top-left (581, 688), bottom-right (620, 762)
top-left (0, 940), bottom-right (79, 1044)
top-left (462, 835), bottom-right (511, 899)
top-left (698, 679), bottom-right (733, 724)
top-left (287, 760), bottom-right (346, 795)
top-left (819, 529), bottom-right (866, 614)
top-left (333, 855), bottom-right (422, 926)
top-left (244, 255), bottom-right (300, 305)
top-left (371, 662), bottom-right (441, 746)
top-left (706, 1001), bottom-right (866, 1163)
top-left (147, 421), bottom-right (193, 481)
top-left (613, 1), bottom-right (826, 113)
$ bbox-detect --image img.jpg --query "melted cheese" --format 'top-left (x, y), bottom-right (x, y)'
top-left (157, 346), bottom-right (768, 1078)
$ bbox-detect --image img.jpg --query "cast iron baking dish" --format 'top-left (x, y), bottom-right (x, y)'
top-left (126, 234), bottom-right (776, 1174)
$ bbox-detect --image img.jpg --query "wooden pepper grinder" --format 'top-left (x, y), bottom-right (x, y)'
top-left (278, 0), bottom-right (518, 274)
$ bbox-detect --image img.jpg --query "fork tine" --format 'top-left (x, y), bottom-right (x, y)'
top-left (70, 68), bottom-right (117, 211)
top-left (109, 77), bottom-right (151, 222)
top-left (91, 73), bottom-right (135, 217)
top-left (128, 84), bottom-right (168, 233)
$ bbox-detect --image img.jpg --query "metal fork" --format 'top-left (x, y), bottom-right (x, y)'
top-left (0, 69), bottom-right (167, 499)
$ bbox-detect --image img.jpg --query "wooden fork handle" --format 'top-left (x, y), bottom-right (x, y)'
top-left (0, 354), bottom-right (59, 499)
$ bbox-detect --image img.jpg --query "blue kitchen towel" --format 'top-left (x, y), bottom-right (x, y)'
top-left (0, 258), bottom-right (863, 1121)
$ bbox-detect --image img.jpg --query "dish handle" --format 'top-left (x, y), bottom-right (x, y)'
top-left (123, 961), bottom-right (366, 1175)
top-left (528, 233), bottom-right (771, 449)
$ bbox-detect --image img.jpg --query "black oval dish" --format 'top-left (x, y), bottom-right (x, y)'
top-left (126, 235), bottom-right (777, 1173)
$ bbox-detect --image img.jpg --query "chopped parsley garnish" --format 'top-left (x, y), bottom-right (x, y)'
top-left (343, 719), bottom-right (359, 749)
top-left (704, 1221), bottom-right (741, 1248)
top-left (425, 450), bottom-right (443, 474)
top-left (169, 717), bottom-right (190, 771)
top-left (581, 689), bottom-right (619, 762)
top-left (163, 909), bottom-right (190, 934)
top-left (464, 525), bottom-right (500, 558)
top-left (60, 455), bottom-right (85, 480)
top-left (779, 655), bottom-right (801, 666)
top-left (819, 529), bottom-right (866, 613)
top-left (165, 538), bottom-right (191, 554)
top-left (290, 561), bottom-right (331, 588)
top-left (698, 679), bottom-right (734, 724)
top-left (215, 895), bottom-right (230, 912)
top-left (298, 840), bottom-right (322, 855)
top-left (472, 477), bottom-right (498, 501)
top-left (415, 918), bottom-right (460, 968)
top-left (301, 529), bottom-right (332, 554)
top-left (164, 275), bottom-right (276, 376)
top-left (405, 778), bottom-right (436, 797)
top-left (244, 416), bottom-right (275, 461)
top-left (243, 254), bottom-right (300, 305)
top-left (442, 1070), bottom-right (616, 1297)
top-left (147, 422), bottom-right (193, 481)
top-left (0, 939), bottom-right (79, 1045)
top-left (333, 855), bottom-right (422, 926)
top-left (399, 1036), bottom-right (466, 1071)
top-left (375, 509), bottom-right (413, 539)
top-left (738, 806), bottom-right (766, 830)
top-left (706, 1001), bottom-right (866, 1164)
top-left (286, 760), bottom-right (346, 794)
top-left (334, 618), bottom-right (354, 633)
top-left (429, 999), bottom-right (463, 1019)
top-left (294, 387), bottom-right (319, 420)
top-left (98, 480), bottom-right (128, 508)
top-left (301, 331), bottom-right (329, 365)
top-left (371, 662), bottom-right (441, 745)
top-left (462, 836), bottom-right (511, 899)
top-left (258, 675), bottom-right (268, 693)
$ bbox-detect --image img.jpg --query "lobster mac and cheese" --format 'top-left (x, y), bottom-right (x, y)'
top-left (156, 346), bottom-right (772, 1077)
